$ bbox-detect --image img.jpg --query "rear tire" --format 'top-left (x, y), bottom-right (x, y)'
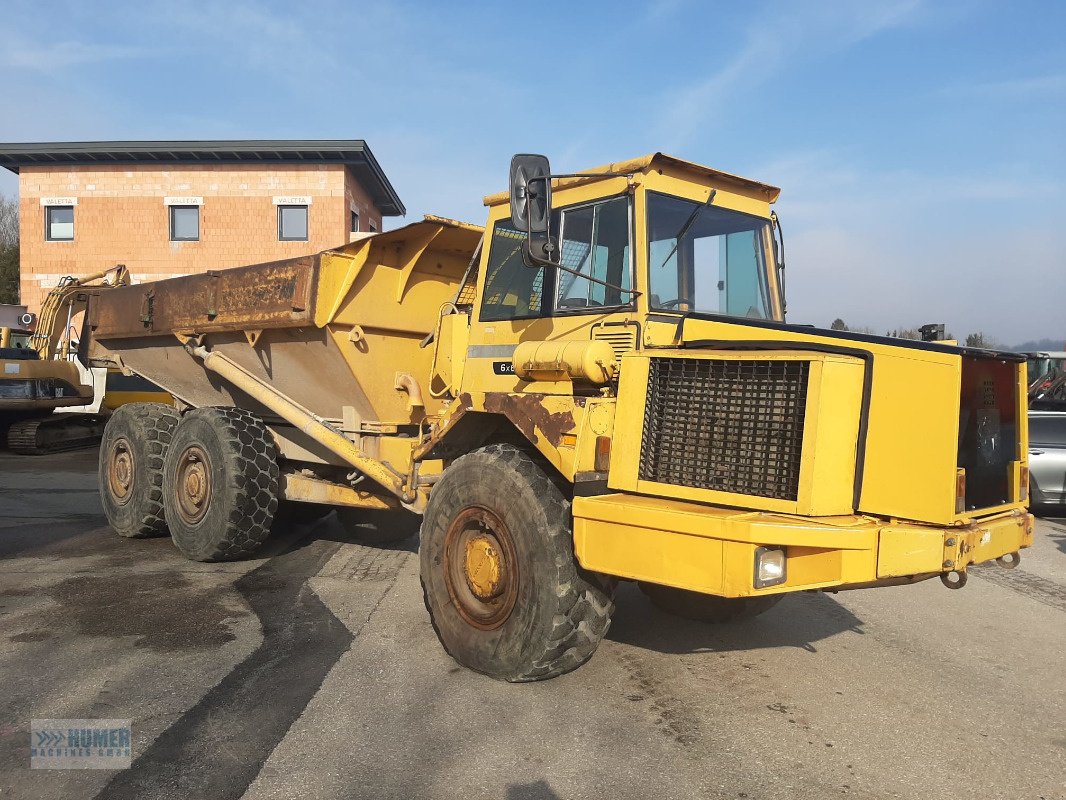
top-left (336, 507), bottom-right (421, 544)
top-left (162, 407), bottom-right (279, 562)
top-left (639, 582), bottom-right (783, 622)
top-left (420, 444), bottom-right (615, 682)
top-left (99, 403), bottom-right (179, 538)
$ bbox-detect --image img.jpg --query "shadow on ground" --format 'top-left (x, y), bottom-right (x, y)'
top-left (506, 781), bottom-right (563, 800)
top-left (608, 582), bottom-right (864, 655)
top-left (97, 531), bottom-right (352, 800)
top-left (291, 510), bottom-right (419, 555)
top-left (1037, 515), bottom-right (1066, 555)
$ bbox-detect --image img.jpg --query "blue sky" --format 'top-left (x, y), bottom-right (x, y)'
top-left (1, 0), bottom-right (1063, 345)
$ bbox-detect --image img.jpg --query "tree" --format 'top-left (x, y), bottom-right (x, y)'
top-left (0, 194), bottom-right (18, 305)
top-left (830, 318), bottom-right (848, 331)
top-left (886, 327), bottom-right (921, 340)
top-left (965, 332), bottom-right (997, 349)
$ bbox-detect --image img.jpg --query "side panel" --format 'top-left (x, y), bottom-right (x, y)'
top-left (860, 352), bottom-right (960, 523)
top-left (802, 357), bottom-right (865, 515)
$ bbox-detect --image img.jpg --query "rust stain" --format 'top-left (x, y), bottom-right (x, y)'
top-left (414, 392), bottom-right (574, 457)
top-left (91, 256), bottom-right (316, 339)
top-left (482, 392), bottom-right (575, 447)
top-left (413, 399), bottom-right (470, 460)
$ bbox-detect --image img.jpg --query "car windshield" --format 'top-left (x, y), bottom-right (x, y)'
top-left (646, 191), bottom-right (773, 318)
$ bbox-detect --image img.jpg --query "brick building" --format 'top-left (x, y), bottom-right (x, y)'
top-left (0, 140), bottom-right (405, 312)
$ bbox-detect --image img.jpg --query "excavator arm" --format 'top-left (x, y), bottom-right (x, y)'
top-left (30, 265), bottom-right (131, 360)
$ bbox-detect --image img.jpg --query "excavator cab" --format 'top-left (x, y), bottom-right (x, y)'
top-left (0, 319), bottom-right (96, 452)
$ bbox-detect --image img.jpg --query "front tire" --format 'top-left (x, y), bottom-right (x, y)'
top-left (162, 407), bottom-right (279, 562)
top-left (99, 403), bottom-right (179, 538)
top-left (420, 444), bottom-right (615, 682)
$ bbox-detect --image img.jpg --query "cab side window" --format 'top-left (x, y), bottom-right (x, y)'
top-left (555, 196), bottom-right (631, 310)
top-left (480, 220), bottom-right (547, 321)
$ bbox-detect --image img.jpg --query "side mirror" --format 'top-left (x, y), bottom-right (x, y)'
top-left (509, 154), bottom-right (552, 234)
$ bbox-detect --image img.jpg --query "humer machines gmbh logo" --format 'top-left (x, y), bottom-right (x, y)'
top-left (31, 719), bottom-right (132, 769)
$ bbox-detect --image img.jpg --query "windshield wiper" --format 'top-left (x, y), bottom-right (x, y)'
top-left (656, 189), bottom-right (716, 270)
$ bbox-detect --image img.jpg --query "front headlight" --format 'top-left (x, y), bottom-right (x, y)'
top-left (754, 546), bottom-right (787, 588)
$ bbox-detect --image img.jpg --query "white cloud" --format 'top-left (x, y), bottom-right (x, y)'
top-left (0, 38), bottom-right (151, 71)
top-left (756, 149), bottom-right (1065, 344)
top-left (654, 0), bottom-right (925, 149)
top-left (952, 73), bottom-right (1066, 99)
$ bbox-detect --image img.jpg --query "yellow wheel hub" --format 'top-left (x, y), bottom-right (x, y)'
top-left (464, 534), bottom-right (504, 600)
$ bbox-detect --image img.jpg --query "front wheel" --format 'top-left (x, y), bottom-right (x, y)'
top-left (639, 582), bottom-right (783, 623)
top-left (420, 444), bottom-right (615, 682)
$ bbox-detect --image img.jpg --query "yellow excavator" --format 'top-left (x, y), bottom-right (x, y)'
top-left (1, 266), bottom-right (165, 454)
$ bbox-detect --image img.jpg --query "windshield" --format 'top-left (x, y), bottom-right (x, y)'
top-left (646, 191), bottom-right (773, 318)
top-left (2, 330), bottom-right (32, 349)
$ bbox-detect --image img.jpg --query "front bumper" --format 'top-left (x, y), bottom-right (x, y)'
top-left (572, 493), bottom-right (1034, 597)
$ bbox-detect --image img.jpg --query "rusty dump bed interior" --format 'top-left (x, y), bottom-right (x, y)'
top-left (88, 217), bottom-right (483, 457)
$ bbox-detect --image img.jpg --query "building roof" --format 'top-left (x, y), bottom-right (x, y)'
top-left (0, 139), bottom-right (406, 216)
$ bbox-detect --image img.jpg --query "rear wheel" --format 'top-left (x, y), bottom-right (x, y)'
top-left (336, 507), bottom-right (421, 544)
top-left (639, 582), bottom-right (783, 622)
top-left (99, 403), bottom-right (179, 538)
top-left (420, 444), bottom-right (615, 682)
top-left (162, 407), bottom-right (279, 562)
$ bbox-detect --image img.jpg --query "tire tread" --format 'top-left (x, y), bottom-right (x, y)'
top-left (99, 403), bottom-right (178, 539)
top-left (421, 443), bottom-right (615, 682)
top-left (164, 407), bottom-right (279, 562)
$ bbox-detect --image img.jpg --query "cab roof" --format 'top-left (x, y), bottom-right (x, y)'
top-left (483, 152), bottom-right (781, 207)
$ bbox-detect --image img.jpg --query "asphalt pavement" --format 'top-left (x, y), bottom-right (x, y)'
top-left (1, 448), bottom-right (1063, 800)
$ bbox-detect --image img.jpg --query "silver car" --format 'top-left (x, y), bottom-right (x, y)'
top-left (1028, 412), bottom-right (1066, 510)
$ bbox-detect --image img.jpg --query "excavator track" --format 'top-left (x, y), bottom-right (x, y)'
top-left (6, 414), bottom-right (108, 455)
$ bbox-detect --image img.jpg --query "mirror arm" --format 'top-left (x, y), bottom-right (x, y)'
top-left (521, 224), bottom-right (642, 299)
top-left (517, 165), bottom-right (641, 299)
top-left (770, 211), bottom-right (787, 319)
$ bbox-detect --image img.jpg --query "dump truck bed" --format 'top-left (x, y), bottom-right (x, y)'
top-left (88, 217), bottom-right (482, 452)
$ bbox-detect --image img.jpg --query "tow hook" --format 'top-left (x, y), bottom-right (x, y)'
top-left (941, 570), bottom-right (967, 589)
top-left (995, 551), bottom-right (1021, 569)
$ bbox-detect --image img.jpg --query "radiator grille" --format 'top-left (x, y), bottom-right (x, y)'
top-left (639, 358), bottom-right (810, 500)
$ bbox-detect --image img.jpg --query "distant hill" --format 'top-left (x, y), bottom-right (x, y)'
top-left (1012, 338), bottom-right (1065, 352)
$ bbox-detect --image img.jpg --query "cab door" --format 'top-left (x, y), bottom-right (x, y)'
top-left (467, 195), bottom-right (635, 393)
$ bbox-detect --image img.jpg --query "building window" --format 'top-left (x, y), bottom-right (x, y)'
top-left (350, 209), bottom-right (360, 233)
top-left (278, 205), bottom-right (308, 241)
top-left (169, 206), bottom-right (200, 241)
top-left (369, 220), bottom-right (378, 233)
top-left (45, 206), bottom-right (74, 241)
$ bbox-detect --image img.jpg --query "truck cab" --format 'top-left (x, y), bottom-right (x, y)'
top-left (462, 154), bottom-right (783, 385)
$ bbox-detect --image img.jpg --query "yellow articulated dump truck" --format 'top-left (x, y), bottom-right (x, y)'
top-left (87, 153), bottom-right (1033, 681)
